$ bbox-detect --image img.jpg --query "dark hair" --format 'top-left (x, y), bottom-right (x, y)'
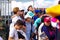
top-left (27, 5), bottom-right (32, 11)
top-left (21, 10), bottom-right (24, 12)
top-left (14, 20), bottom-right (24, 26)
top-left (58, 1), bottom-right (60, 4)
top-left (25, 12), bottom-right (27, 15)
top-left (41, 16), bottom-right (49, 22)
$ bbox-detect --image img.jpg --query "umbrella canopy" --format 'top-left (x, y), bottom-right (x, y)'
top-left (46, 4), bottom-right (60, 17)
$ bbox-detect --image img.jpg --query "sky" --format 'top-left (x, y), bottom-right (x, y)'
top-left (11, 0), bottom-right (59, 11)
top-left (35, 0), bottom-right (59, 8)
top-left (0, 0), bottom-right (59, 16)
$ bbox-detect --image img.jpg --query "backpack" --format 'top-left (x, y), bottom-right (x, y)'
top-left (38, 23), bottom-right (45, 40)
top-left (17, 31), bottom-right (25, 39)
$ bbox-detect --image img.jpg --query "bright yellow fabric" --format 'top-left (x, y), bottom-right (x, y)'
top-left (46, 5), bottom-right (60, 17)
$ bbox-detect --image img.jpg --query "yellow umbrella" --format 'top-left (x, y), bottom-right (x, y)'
top-left (46, 4), bottom-right (60, 17)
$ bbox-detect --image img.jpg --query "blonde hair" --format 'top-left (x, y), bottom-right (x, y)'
top-left (13, 7), bottom-right (19, 14)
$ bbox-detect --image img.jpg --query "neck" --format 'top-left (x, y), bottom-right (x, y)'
top-left (26, 21), bottom-right (30, 23)
top-left (16, 14), bottom-right (19, 16)
top-left (29, 10), bottom-right (31, 11)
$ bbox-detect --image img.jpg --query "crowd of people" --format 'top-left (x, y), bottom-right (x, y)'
top-left (0, 1), bottom-right (60, 40)
top-left (8, 5), bottom-right (60, 40)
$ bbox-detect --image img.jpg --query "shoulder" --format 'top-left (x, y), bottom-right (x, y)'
top-left (42, 25), bottom-right (47, 30)
top-left (9, 28), bottom-right (17, 37)
top-left (12, 16), bottom-right (20, 23)
top-left (10, 28), bottom-right (16, 33)
top-left (27, 11), bottom-right (32, 13)
top-left (35, 18), bottom-right (41, 23)
top-left (11, 15), bottom-right (16, 19)
top-left (27, 11), bottom-right (34, 17)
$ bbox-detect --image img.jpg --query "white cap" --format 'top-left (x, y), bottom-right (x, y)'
top-left (20, 8), bottom-right (24, 11)
top-left (24, 14), bottom-right (32, 19)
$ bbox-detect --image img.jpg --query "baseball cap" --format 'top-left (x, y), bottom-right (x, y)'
top-left (35, 10), bottom-right (42, 13)
top-left (51, 17), bottom-right (57, 22)
top-left (20, 8), bottom-right (24, 11)
top-left (44, 17), bottom-right (51, 22)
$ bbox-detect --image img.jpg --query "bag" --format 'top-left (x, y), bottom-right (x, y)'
top-left (40, 32), bottom-right (49, 40)
top-left (17, 31), bottom-right (25, 39)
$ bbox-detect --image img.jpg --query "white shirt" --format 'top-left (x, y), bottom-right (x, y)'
top-left (9, 27), bottom-right (28, 40)
top-left (9, 28), bottom-right (18, 40)
top-left (10, 16), bottom-right (22, 32)
top-left (17, 30), bottom-right (28, 40)
top-left (12, 16), bottom-right (21, 23)
top-left (0, 36), bottom-right (3, 40)
top-left (10, 23), bottom-right (14, 31)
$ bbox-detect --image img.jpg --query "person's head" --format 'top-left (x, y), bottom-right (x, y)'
top-left (14, 20), bottom-right (24, 30)
top-left (58, 1), bottom-right (60, 4)
top-left (17, 10), bottom-right (24, 17)
top-left (51, 17), bottom-right (58, 28)
top-left (41, 16), bottom-right (50, 22)
top-left (28, 5), bottom-right (34, 11)
top-left (35, 10), bottom-right (42, 17)
top-left (24, 15), bottom-right (32, 22)
top-left (44, 17), bottom-right (51, 26)
top-left (20, 10), bottom-right (24, 14)
top-left (34, 9), bottom-right (40, 15)
top-left (20, 8), bottom-right (24, 15)
top-left (13, 7), bottom-right (19, 14)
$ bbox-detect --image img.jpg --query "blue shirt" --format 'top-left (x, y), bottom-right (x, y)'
top-left (27, 11), bottom-right (34, 17)
top-left (41, 25), bottom-right (56, 40)
top-left (25, 22), bottom-right (31, 40)
top-left (33, 16), bottom-right (39, 21)
top-left (33, 18), bottom-right (41, 27)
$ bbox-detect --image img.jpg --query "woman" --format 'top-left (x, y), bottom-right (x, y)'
top-left (41, 17), bottom-right (56, 40)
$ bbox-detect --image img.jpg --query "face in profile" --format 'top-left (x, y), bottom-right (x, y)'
top-left (17, 10), bottom-right (24, 16)
top-left (29, 6), bottom-right (34, 11)
top-left (15, 25), bottom-right (23, 30)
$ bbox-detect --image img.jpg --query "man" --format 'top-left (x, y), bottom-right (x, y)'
top-left (9, 20), bottom-right (28, 40)
top-left (10, 8), bottom-right (25, 31)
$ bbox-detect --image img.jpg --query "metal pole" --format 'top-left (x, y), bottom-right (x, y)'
top-left (8, 0), bottom-right (9, 25)
top-left (5, 0), bottom-right (6, 24)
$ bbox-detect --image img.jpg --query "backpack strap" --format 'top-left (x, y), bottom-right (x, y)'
top-left (38, 23), bottom-right (44, 40)
top-left (17, 31), bottom-right (25, 39)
